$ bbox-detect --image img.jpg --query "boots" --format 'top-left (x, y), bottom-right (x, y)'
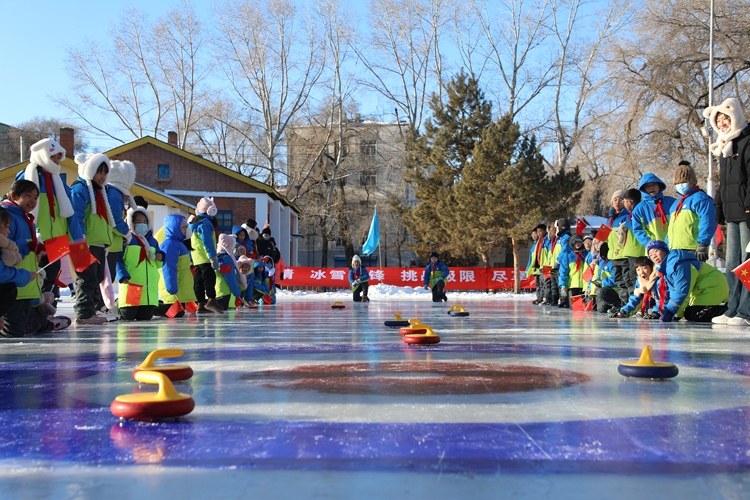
top-left (196, 302), bottom-right (213, 314)
top-left (205, 298), bottom-right (224, 314)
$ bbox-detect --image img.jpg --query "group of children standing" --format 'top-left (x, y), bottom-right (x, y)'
top-left (0, 138), bottom-right (282, 338)
top-left (526, 162), bottom-right (730, 323)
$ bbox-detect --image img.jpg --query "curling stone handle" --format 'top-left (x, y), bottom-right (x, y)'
top-left (133, 370), bottom-right (182, 401)
top-left (139, 348), bottom-right (185, 369)
top-left (394, 313), bottom-right (403, 321)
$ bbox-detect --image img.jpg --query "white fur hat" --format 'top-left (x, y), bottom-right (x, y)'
top-left (703, 98), bottom-right (749, 157)
top-left (107, 160), bottom-right (138, 209)
top-left (74, 153), bottom-right (116, 226)
top-left (611, 190), bottom-right (626, 202)
top-left (352, 254), bottom-right (361, 264)
top-left (29, 138), bottom-right (66, 172)
top-left (217, 233), bottom-right (236, 255)
top-left (126, 206), bottom-right (153, 233)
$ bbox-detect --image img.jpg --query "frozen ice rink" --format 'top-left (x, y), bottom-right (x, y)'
top-left (2, 289), bottom-right (750, 499)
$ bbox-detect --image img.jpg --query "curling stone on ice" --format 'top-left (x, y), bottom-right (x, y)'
top-left (111, 371), bottom-right (195, 420)
top-left (384, 312), bottom-right (411, 328)
top-left (447, 305), bottom-right (470, 317)
top-left (399, 318), bottom-right (428, 336)
top-left (133, 348), bottom-right (193, 382)
top-left (402, 321), bottom-right (441, 345)
top-left (618, 346), bottom-right (678, 379)
top-left (331, 301), bottom-right (346, 309)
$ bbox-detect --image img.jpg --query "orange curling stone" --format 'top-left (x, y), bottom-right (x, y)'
top-left (403, 322), bottom-right (441, 345)
top-left (133, 348), bottom-right (193, 382)
top-left (111, 371), bottom-right (195, 420)
top-left (332, 301), bottom-right (346, 309)
top-left (399, 318), bottom-right (428, 336)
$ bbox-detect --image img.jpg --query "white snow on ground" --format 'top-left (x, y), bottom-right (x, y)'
top-left (276, 284), bottom-right (532, 300)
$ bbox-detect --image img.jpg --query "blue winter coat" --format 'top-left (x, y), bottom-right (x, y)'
top-left (620, 278), bottom-right (660, 316)
top-left (232, 225), bottom-right (255, 257)
top-left (666, 188), bottom-right (717, 251)
top-left (553, 233), bottom-right (571, 269)
top-left (0, 202), bottom-right (32, 288)
top-left (348, 265), bottom-right (370, 285)
top-left (558, 248), bottom-right (589, 289)
top-left (115, 232), bottom-right (163, 282)
top-left (215, 252), bottom-right (243, 299)
top-left (656, 250), bottom-right (729, 317)
top-left (631, 174), bottom-right (676, 248)
top-left (423, 260), bottom-right (450, 287)
top-left (106, 185), bottom-right (130, 242)
top-left (160, 214), bottom-right (190, 296)
top-left (189, 213), bottom-right (217, 261)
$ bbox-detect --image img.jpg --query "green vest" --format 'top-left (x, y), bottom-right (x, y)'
top-left (118, 244), bottom-right (161, 308)
top-left (158, 253), bottom-right (197, 304)
top-left (109, 229), bottom-right (126, 253)
top-left (84, 205), bottom-right (113, 247)
top-left (16, 249), bottom-right (41, 300)
top-left (36, 195), bottom-right (69, 242)
top-left (190, 230), bottom-right (216, 265)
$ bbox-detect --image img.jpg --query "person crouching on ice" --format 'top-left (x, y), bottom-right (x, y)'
top-left (424, 251), bottom-right (449, 302)
top-left (646, 240), bottom-right (728, 323)
top-left (349, 255), bottom-right (370, 302)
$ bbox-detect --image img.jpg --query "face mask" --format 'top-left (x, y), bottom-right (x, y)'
top-left (134, 223), bottom-right (149, 236)
top-left (263, 234), bottom-right (270, 240)
top-left (675, 183), bottom-right (690, 195)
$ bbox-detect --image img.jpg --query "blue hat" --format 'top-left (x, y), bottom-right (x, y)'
top-left (646, 240), bottom-right (669, 254)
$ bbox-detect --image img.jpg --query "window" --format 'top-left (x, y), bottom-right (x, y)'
top-left (360, 169), bottom-right (376, 187)
top-left (361, 140), bottom-right (377, 157)
top-left (158, 164), bottom-right (170, 179)
top-left (215, 210), bottom-right (233, 234)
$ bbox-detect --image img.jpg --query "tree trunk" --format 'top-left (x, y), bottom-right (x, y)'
top-left (320, 234), bottom-right (329, 268)
top-left (512, 237), bottom-right (520, 295)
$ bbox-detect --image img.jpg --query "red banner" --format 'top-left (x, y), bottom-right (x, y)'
top-left (280, 267), bottom-right (535, 290)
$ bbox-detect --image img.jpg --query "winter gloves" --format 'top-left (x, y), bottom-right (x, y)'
top-left (695, 244), bottom-right (709, 262)
top-left (211, 256), bottom-right (220, 271)
top-left (643, 312), bottom-right (661, 320)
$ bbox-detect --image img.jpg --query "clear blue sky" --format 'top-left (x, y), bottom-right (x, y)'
top-left (0, 0), bottom-right (215, 149)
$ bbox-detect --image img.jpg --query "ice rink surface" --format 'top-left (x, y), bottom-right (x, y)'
top-left (2, 288), bottom-right (750, 499)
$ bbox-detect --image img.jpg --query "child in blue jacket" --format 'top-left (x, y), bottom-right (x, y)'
top-left (631, 173), bottom-right (675, 248)
top-left (424, 251), bottom-right (449, 302)
top-left (349, 255), bottom-right (370, 302)
top-left (189, 197), bottom-right (223, 314)
top-left (667, 163), bottom-right (716, 260)
top-left (215, 233), bottom-right (246, 310)
top-left (155, 214), bottom-right (196, 317)
top-left (611, 256), bottom-right (660, 319)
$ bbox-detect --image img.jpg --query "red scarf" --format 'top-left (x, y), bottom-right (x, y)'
top-left (535, 238), bottom-right (544, 264)
top-left (94, 188), bottom-right (109, 223)
top-left (673, 186), bottom-right (700, 218)
top-left (550, 236), bottom-right (558, 253)
top-left (654, 198), bottom-right (667, 227)
top-left (574, 253), bottom-right (583, 272)
top-left (42, 171), bottom-right (56, 220)
top-left (608, 210), bottom-right (622, 228)
top-left (657, 272), bottom-right (669, 313)
top-left (641, 291), bottom-right (652, 314)
top-left (0, 200), bottom-right (38, 252)
top-left (132, 234), bottom-right (149, 265)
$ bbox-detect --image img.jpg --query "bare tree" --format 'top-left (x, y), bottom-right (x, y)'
top-left (0, 118), bottom-right (87, 168)
top-left (57, 3), bottom-right (209, 145)
top-left (214, 0), bottom-right (325, 186)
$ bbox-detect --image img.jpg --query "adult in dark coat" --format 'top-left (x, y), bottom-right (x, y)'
top-left (705, 97), bottom-right (750, 325)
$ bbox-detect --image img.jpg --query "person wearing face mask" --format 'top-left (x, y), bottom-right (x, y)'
top-left (114, 207), bottom-right (163, 321)
top-left (704, 98), bottom-right (750, 326)
top-left (255, 226), bottom-right (274, 259)
top-left (155, 214), bottom-right (196, 318)
top-left (666, 162), bottom-right (716, 262)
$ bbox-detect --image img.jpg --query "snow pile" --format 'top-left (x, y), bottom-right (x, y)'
top-left (277, 283), bottom-right (530, 300)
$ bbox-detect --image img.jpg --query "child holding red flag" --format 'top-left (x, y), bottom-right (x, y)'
top-left (16, 139), bottom-right (84, 300)
top-left (189, 197), bottom-right (223, 314)
top-left (115, 207), bottom-right (163, 320)
top-left (155, 214), bottom-right (196, 318)
top-left (1, 181), bottom-right (71, 336)
top-left (214, 233), bottom-right (246, 310)
top-left (70, 154), bottom-right (116, 325)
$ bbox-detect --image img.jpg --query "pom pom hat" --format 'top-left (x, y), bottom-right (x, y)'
top-left (646, 240), bottom-right (669, 255)
top-left (75, 153), bottom-right (116, 228)
top-left (673, 163), bottom-right (698, 186)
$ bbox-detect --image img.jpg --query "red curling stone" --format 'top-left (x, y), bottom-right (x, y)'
top-left (399, 327), bottom-right (428, 336)
top-left (403, 334), bottom-right (441, 345)
top-left (110, 397), bottom-right (195, 420)
top-left (132, 365), bottom-right (194, 382)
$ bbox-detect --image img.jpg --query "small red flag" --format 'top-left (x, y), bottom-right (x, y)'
top-left (584, 298), bottom-right (594, 311)
top-left (594, 225), bottom-right (612, 242)
top-left (716, 226), bottom-right (724, 247)
top-left (732, 259), bottom-right (750, 292)
top-left (571, 295), bottom-right (585, 311)
top-left (70, 239), bottom-right (97, 272)
top-left (582, 264), bottom-right (594, 283)
top-left (165, 300), bottom-right (184, 318)
top-left (125, 284), bottom-right (143, 306)
top-left (542, 265), bottom-right (552, 279)
top-left (576, 219), bottom-right (586, 237)
top-left (219, 264), bottom-right (232, 274)
top-left (235, 297), bottom-right (244, 308)
top-left (184, 301), bottom-right (198, 313)
top-left (44, 235), bottom-right (70, 265)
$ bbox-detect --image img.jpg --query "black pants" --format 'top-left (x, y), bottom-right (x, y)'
top-left (0, 283), bottom-right (17, 318)
top-left (74, 245), bottom-right (106, 320)
top-left (596, 286), bottom-right (621, 313)
top-left (544, 275), bottom-right (560, 305)
top-left (154, 301), bottom-right (185, 318)
top-left (193, 263), bottom-right (217, 301)
top-left (432, 280), bottom-right (446, 302)
top-left (353, 282), bottom-right (369, 302)
top-left (39, 255), bottom-right (60, 296)
top-left (117, 305), bottom-right (155, 321)
top-left (534, 274), bottom-right (544, 301)
top-left (1, 298), bottom-right (49, 338)
top-left (107, 251), bottom-right (120, 281)
top-left (683, 304), bottom-right (728, 323)
top-left (217, 295), bottom-right (231, 310)
top-left (612, 259), bottom-right (635, 306)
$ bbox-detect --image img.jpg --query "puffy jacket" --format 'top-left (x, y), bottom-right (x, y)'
top-left (666, 187), bottom-right (716, 251)
top-left (558, 236), bottom-right (589, 289)
top-left (717, 127), bottom-right (750, 222)
top-left (0, 201), bottom-right (34, 295)
top-left (232, 225), bottom-right (257, 259)
top-left (189, 214), bottom-right (217, 264)
top-left (106, 185), bottom-right (130, 254)
top-left (606, 208), bottom-right (629, 260)
top-left (14, 167), bottom-right (83, 242)
top-left (656, 250), bottom-right (729, 318)
top-left (423, 260), bottom-right (449, 287)
top-left (349, 265), bottom-right (370, 286)
top-left (116, 233), bottom-right (163, 308)
top-left (70, 180), bottom-right (114, 247)
top-left (632, 174), bottom-right (676, 248)
top-left (158, 214), bottom-right (196, 304)
top-left (620, 278), bottom-right (659, 316)
top-left (587, 257), bottom-right (616, 295)
top-left (215, 252), bottom-right (243, 299)
top-left (549, 233), bottom-right (570, 269)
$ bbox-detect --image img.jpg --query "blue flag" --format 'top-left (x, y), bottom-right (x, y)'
top-left (362, 208), bottom-right (380, 256)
